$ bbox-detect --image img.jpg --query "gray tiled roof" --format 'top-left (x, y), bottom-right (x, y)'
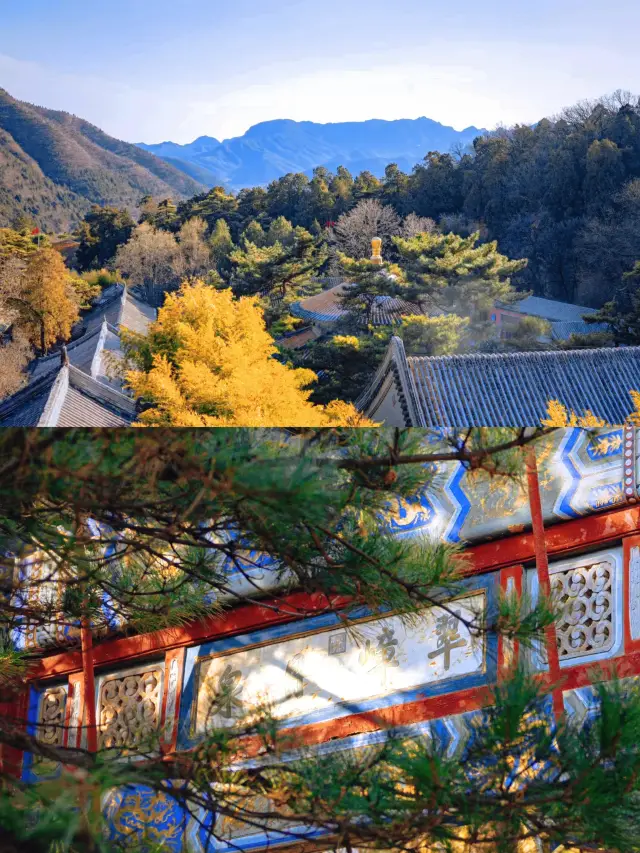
top-left (550, 320), bottom-right (610, 340)
top-left (118, 292), bottom-right (157, 334)
top-left (0, 372), bottom-right (56, 426)
top-left (501, 295), bottom-right (598, 323)
top-left (407, 346), bottom-right (640, 426)
top-left (0, 365), bottom-right (136, 427)
top-left (29, 323), bottom-right (105, 380)
top-left (1, 285), bottom-right (155, 426)
top-left (358, 336), bottom-right (640, 427)
top-left (290, 283), bottom-right (428, 326)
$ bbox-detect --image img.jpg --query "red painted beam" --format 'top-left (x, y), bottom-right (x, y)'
top-left (468, 504), bottom-right (640, 573)
top-left (28, 504), bottom-right (640, 683)
top-left (31, 592), bottom-right (352, 680)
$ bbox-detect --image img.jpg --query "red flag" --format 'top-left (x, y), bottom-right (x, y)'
top-left (31, 227), bottom-right (40, 235)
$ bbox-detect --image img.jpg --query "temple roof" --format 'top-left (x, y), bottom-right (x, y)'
top-left (550, 320), bottom-right (610, 340)
top-left (0, 364), bottom-right (137, 426)
top-left (499, 295), bottom-right (599, 323)
top-left (358, 336), bottom-right (640, 426)
top-left (275, 326), bottom-right (322, 350)
top-left (291, 282), bottom-right (427, 326)
top-left (0, 286), bottom-right (155, 425)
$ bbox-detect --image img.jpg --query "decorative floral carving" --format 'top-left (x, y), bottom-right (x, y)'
top-left (551, 559), bottom-right (614, 660)
top-left (98, 668), bottom-right (163, 749)
top-left (38, 686), bottom-right (67, 747)
top-left (68, 683), bottom-right (81, 748)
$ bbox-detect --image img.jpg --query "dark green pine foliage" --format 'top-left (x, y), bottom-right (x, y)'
top-left (337, 252), bottom-right (408, 328)
top-left (74, 205), bottom-right (135, 271)
top-left (393, 230), bottom-right (527, 336)
top-left (581, 260), bottom-right (640, 345)
top-left (2, 429), bottom-right (640, 853)
top-left (230, 224), bottom-right (326, 298)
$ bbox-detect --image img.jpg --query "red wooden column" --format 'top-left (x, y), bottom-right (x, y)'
top-left (498, 565), bottom-right (524, 680)
top-left (80, 618), bottom-right (98, 752)
top-left (0, 686), bottom-right (29, 778)
top-left (526, 446), bottom-right (563, 716)
top-left (160, 647), bottom-right (186, 754)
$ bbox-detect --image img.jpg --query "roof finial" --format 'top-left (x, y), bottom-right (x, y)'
top-left (61, 345), bottom-right (69, 367)
top-left (371, 236), bottom-right (383, 265)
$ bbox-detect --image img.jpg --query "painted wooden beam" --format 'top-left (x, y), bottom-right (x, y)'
top-left (28, 504), bottom-right (640, 682)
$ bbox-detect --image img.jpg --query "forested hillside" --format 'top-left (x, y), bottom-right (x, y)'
top-left (170, 91), bottom-right (640, 306)
top-left (0, 88), bottom-right (205, 231)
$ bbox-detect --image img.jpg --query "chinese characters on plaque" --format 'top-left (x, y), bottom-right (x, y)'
top-left (193, 592), bottom-right (486, 734)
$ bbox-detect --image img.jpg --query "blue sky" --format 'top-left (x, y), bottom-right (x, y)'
top-left (1, 0), bottom-right (639, 144)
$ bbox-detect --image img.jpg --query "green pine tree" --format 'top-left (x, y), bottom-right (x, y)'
top-left (209, 217), bottom-right (235, 279)
top-left (393, 230), bottom-right (527, 337)
top-left (2, 429), bottom-right (640, 853)
top-left (230, 226), bottom-right (326, 298)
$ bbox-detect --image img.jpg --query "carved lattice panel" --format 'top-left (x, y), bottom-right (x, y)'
top-left (38, 686), bottom-right (67, 748)
top-left (551, 557), bottom-right (615, 660)
top-left (29, 684), bottom-right (68, 777)
top-left (98, 667), bottom-right (163, 750)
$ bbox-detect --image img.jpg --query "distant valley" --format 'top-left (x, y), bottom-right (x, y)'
top-left (136, 117), bottom-right (486, 190)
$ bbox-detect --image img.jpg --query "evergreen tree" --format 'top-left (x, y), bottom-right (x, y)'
top-left (123, 281), bottom-right (368, 426)
top-left (337, 252), bottom-right (408, 328)
top-left (209, 217), bottom-right (235, 278)
top-left (329, 165), bottom-right (354, 216)
top-left (265, 215), bottom-right (295, 246)
top-left (393, 230), bottom-right (527, 337)
top-left (291, 329), bottom-right (391, 404)
top-left (153, 198), bottom-right (179, 230)
top-left (230, 226), bottom-right (325, 298)
top-left (177, 186), bottom-right (239, 235)
top-left (579, 260), bottom-right (640, 345)
top-left (0, 228), bottom-right (46, 259)
top-left (3, 429), bottom-right (640, 853)
top-left (241, 219), bottom-right (267, 247)
top-left (74, 206), bottom-right (135, 271)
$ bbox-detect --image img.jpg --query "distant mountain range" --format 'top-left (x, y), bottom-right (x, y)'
top-left (136, 117), bottom-right (486, 191)
top-left (0, 88), bottom-right (205, 232)
top-left (0, 84), bottom-right (487, 232)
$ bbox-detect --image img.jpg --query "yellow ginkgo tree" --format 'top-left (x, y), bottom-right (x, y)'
top-left (123, 281), bottom-right (372, 427)
top-left (542, 392), bottom-right (640, 427)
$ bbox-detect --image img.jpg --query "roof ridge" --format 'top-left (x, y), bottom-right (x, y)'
top-left (67, 365), bottom-right (135, 408)
top-left (406, 346), bottom-right (640, 363)
top-left (30, 322), bottom-right (104, 368)
top-left (0, 368), bottom-right (59, 418)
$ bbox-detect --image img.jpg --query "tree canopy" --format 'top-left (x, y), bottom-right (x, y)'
top-left (2, 428), bottom-right (640, 853)
top-left (122, 281), bottom-right (369, 426)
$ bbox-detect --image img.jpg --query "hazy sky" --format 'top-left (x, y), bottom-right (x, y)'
top-left (2, 0), bottom-right (639, 144)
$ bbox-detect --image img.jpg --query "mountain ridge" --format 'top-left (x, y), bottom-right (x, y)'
top-left (136, 116), bottom-right (487, 191)
top-left (0, 87), bottom-right (206, 231)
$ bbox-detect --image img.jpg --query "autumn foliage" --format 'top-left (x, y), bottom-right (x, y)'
top-left (124, 281), bottom-right (372, 426)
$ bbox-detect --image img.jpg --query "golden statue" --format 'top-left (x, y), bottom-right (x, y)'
top-left (371, 236), bottom-right (383, 265)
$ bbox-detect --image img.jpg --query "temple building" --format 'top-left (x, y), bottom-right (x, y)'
top-left (493, 295), bottom-right (608, 342)
top-left (0, 285), bottom-right (154, 427)
top-left (357, 336), bottom-right (640, 426)
top-left (4, 427), bottom-right (640, 850)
